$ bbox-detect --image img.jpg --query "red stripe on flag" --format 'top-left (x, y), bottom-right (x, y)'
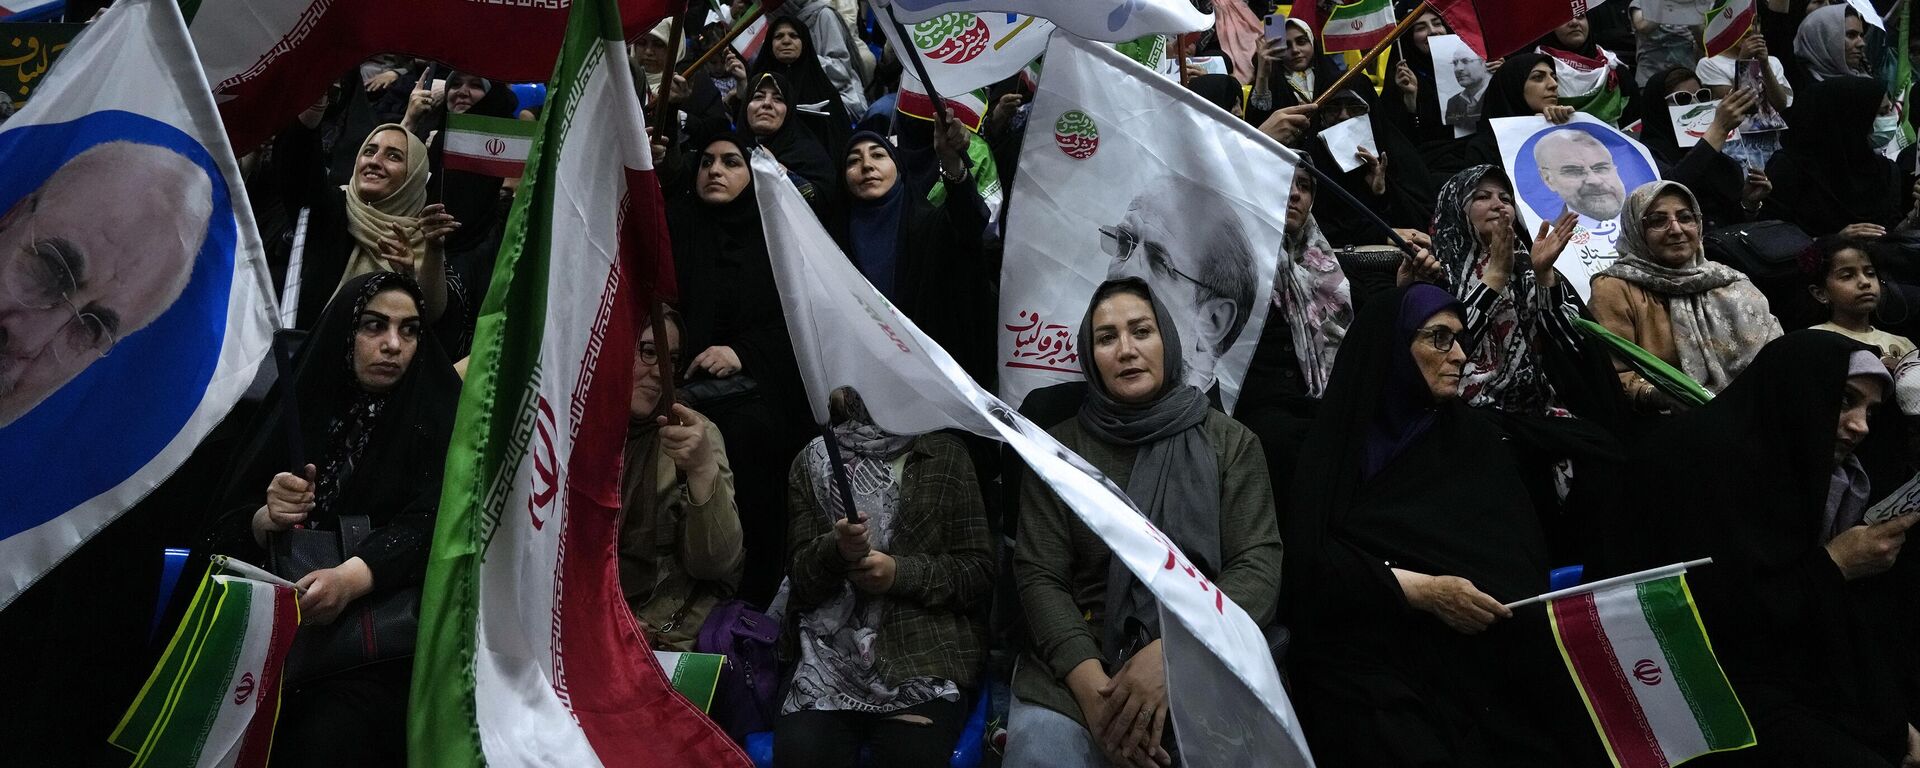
top-left (553, 166), bottom-right (741, 766)
top-left (1552, 594), bottom-right (1670, 768)
top-left (898, 89), bottom-right (983, 130)
top-left (444, 152), bottom-right (529, 179)
top-left (1704, 8), bottom-right (1755, 58)
top-left (1430, 0), bottom-right (1576, 59)
top-left (233, 586), bottom-right (300, 768)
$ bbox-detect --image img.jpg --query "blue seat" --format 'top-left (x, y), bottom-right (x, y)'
top-left (744, 689), bottom-right (991, 768)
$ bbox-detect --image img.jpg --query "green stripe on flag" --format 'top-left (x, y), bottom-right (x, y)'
top-left (1638, 577), bottom-right (1756, 751)
top-left (1573, 317), bottom-right (1713, 405)
top-left (112, 566), bottom-right (217, 754)
top-left (446, 112), bottom-right (541, 140)
top-left (125, 578), bottom-right (255, 766)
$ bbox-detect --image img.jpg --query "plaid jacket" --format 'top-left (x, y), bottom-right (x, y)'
top-left (784, 432), bottom-right (994, 688)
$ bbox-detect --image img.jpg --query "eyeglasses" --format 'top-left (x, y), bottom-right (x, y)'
top-left (637, 340), bottom-right (683, 371)
top-left (1664, 88), bottom-right (1714, 107)
top-left (1100, 225), bottom-right (1206, 288)
top-left (5, 228), bottom-right (118, 362)
top-left (1639, 210), bottom-right (1700, 230)
top-left (1415, 325), bottom-right (1463, 353)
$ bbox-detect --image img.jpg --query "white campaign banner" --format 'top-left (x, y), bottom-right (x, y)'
top-left (877, 9), bottom-right (1053, 97)
top-left (0, 0), bottom-right (274, 608)
top-left (1493, 113), bottom-right (1662, 300)
top-left (875, 0), bottom-right (1209, 44)
top-left (998, 32), bottom-right (1290, 413)
top-left (754, 147), bottom-right (1315, 768)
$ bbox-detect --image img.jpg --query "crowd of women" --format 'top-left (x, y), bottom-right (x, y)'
top-left (152, 0), bottom-right (1920, 765)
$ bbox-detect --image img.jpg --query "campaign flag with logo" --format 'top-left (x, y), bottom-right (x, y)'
top-left (875, 0), bottom-right (1211, 44)
top-left (1431, 0), bottom-right (1580, 59)
top-left (405, 0), bottom-right (746, 763)
top-left (998, 32), bottom-right (1288, 414)
top-left (877, 9), bottom-right (1053, 96)
top-left (899, 65), bottom-right (989, 130)
top-left (1532, 562), bottom-right (1755, 768)
top-left (1320, 0), bottom-right (1396, 52)
top-left (0, 0), bottom-right (274, 609)
top-left (753, 146), bottom-right (1316, 768)
top-left (1702, 0), bottom-right (1755, 58)
top-left (443, 112), bottom-right (537, 179)
top-left (183, 0), bottom-right (673, 152)
top-left (110, 564), bottom-right (300, 768)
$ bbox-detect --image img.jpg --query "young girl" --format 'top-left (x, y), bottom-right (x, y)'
top-left (1807, 235), bottom-right (1917, 366)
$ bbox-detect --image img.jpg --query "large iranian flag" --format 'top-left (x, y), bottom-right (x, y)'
top-left (1547, 564), bottom-right (1755, 768)
top-left (1320, 0), bottom-right (1396, 52)
top-left (405, 0), bottom-right (746, 763)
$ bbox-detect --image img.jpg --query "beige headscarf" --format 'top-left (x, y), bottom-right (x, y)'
top-left (635, 19), bottom-right (686, 95)
top-left (340, 124), bottom-right (429, 287)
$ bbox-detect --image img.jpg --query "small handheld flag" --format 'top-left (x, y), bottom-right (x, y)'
top-left (443, 112), bottom-right (537, 179)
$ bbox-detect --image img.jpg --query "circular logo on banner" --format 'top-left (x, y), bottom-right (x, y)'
top-left (913, 13), bottom-right (991, 65)
top-left (1633, 659), bottom-right (1663, 686)
top-left (1054, 110), bottom-right (1099, 159)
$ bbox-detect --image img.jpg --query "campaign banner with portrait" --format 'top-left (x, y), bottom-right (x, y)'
top-left (0, 0), bottom-right (274, 608)
top-left (1429, 33), bottom-right (1490, 137)
top-left (1492, 113), bottom-right (1661, 300)
top-left (998, 32), bottom-right (1290, 413)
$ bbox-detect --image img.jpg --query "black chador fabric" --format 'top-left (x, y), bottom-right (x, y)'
top-left (1305, 90), bottom-right (1437, 246)
top-left (734, 71), bottom-right (838, 200)
top-left (1376, 38), bottom-right (1453, 146)
top-left (1765, 76), bottom-right (1905, 237)
top-left (1426, 52), bottom-right (1550, 186)
top-left (1284, 285), bottom-right (1611, 768)
top-left (1608, 330), bottom-right (1916, 766)
top-left (749, 15), bottom-right (853, 163)
top-left (208, 272), bottom-right (459, 590)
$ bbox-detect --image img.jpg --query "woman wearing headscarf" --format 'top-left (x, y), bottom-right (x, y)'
top-left (774, 387), bottom-right (993, 767)
top-left (830, 122), bottom-right (994, 385)
top-left (1427, 53), bottom-right (1577, 186)
top-left (750, 14), bottom-right (859, 141)
top-left (667, 131), bottom-right (812, 605)
top-left (1187, 73), bottom-right (1246, 117)
top-left (1249, 17), bottom-right (1343, 125)
top-left (1428, 165), bottom-right (1585, 416)
top-left (206, 272), bottom-right (459, 767)
top-left (1609, 331), bottom-right (1920, 767)
top-left (1376, 4), bottom-right (1459, 146)
top-left (1306, 89), bottom-right (1440, 246)
top-left (1764, 76), bottom-right (1907, 238)
top-left (1285, 283), bottom-right (1612, 768)
top-left (1535, 14), bottom-right (1638, 127)
top-left (1006, 278), bottom-right (1284, 768)
top-left (1789, 3), bottom-right (1870, 90)
top-left (277, 105), bottom-right (461, 336)
top-left (736, 72), bottom-right (838, 213)
top-left (1623, 68), bottom-right (1771, 228)
top-left (1590, 181), bottom-right (1782, 411)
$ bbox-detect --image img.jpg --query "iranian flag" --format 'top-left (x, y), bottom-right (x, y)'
top-left (1320, 0), bottom-right (1396, 52)
top-left (444, 113), bottom-right (536, 179)
top-left (1702, 0), bottom-right (1756, 58)
top-left (111, 567), bottom-right (299, 768)
top-left (900, 65), bottom-right (988, 130)
top-left (1432, 0), bottom-right (1581, 59)
top-left (405, 0), bottom-right (747, 762)
top-left (1543, 562), bottom-right (1756, 768)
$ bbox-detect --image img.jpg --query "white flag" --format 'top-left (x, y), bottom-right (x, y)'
top-left (877, 10), bottom-right (1054, 96)
top-left (875, 0), bottom-right (1210, 44)
top-left (0, 0), bottom-right (274, 608)
top-left (754, 147), bottom-right (1316, 768)
top-left (998, 32), bottom-right (1291, 414)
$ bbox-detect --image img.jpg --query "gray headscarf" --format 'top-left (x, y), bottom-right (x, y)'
top-left (1795, 5), bottom-right (1865, 82)
top-left (1074, 278), bottom-right (1220, 663)
top-left (1597, 181), bottom-right (1782, 392)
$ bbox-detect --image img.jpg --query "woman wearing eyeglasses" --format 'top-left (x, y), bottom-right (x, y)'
top-left (1590, 181), bottom-right (1782, 412)
top-left (1283, 282), bottom-right (1615, 768)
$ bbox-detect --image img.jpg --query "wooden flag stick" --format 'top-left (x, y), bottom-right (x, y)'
top-left (1311, 1), bottom-right (1430, 107)
top-left (649, 295), bottom-right (678, 422)
top-left (678, 0), bottom-right (783, 79)
top-left (653, 11), bottom-right (688, 132)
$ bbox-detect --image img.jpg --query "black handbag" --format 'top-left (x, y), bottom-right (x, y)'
top-left (271, 515), bottom-right (420, 684)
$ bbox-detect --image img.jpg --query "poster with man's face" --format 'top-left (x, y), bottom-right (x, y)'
top-left (1492, 113), bottom-right (1661, 299)
top-left (1429, 34), bottom-right (1490, 138)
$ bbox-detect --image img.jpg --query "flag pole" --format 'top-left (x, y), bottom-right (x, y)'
top-left (649, 297), bottom-right (678, 422)
top-left (881, 2), bottom-right (953, 126)
top-left (820, 424), bottom-right (865, 526)
top-left (677, 0), bottom-right (787, 78)
top-left (1311, 1), bottom-right (1429, 108)
top-left (1502, 559), bottom-right (1714, 611)
top-left (653, 11), bottom-right (689, 132)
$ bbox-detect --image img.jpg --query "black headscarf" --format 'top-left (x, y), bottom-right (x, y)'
top-left (1074, 278), bottom-right (1220, 662)
top-left (736, 72), bottom-right (838, 198)
top-left (213, 272), bottom-right (460, 585)
top-left (1609, 330), bottom-right (1912, 761)
top-left (1189, 74), bottom-right (1244, 115)
top-left (1767, 76), bottom-right (1904, 235)
top-left (669, 132), bottom-right (770, 359)
top-left (750, 15), bottom-right (853, 158)
top-left (1480, 52), bottom-right (1552, 124)
top-left (1632, 66), bottom-right (1696, 165)
top-left (1380, 32), bottom-right (1452, 145)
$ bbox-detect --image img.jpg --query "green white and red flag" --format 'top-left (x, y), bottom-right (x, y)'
top-left (1702, 0), bottom-right (1756, 58)
top-left (443, 112), bottom-right (537, 179)
top-left (404, 0), bottom-right (747, 762)
top-left (899, 65), bottom-right (987, 130)
top-left (1540, 562), bottom-right (1756, 768)
top-left (1320, 0), bottom-right (1395, 52)
top-left (111, 565), bottom-right (299, 768)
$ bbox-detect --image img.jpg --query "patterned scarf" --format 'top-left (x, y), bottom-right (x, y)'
top-left (1432, 165), bottom-right (1561, 415)
top-left (1273, 212), bottom-right (1353, 398)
